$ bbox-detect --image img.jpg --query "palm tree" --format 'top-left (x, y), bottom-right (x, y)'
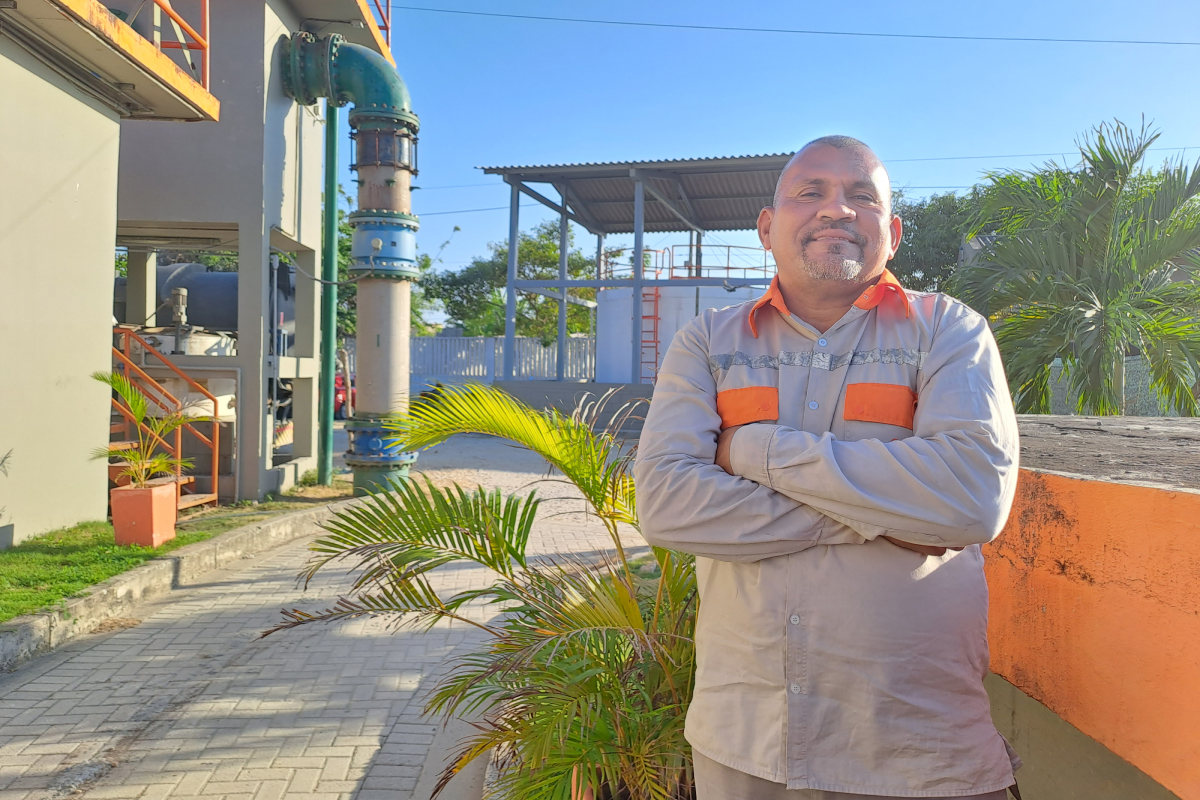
top-left (955, 120), bottom-right (1200, 415)
top-left (92, 371), bottom-right (194, 486)
top-left (266, 385), bottom-right (696, 800)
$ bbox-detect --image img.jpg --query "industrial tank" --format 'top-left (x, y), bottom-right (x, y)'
top-left (595, 284), bottom-right (762, 383)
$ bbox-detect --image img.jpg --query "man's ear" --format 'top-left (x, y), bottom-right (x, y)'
top-left (757, 206), bottom-right (774, 251)
top-left (887, 214), bottom-right (903, 259)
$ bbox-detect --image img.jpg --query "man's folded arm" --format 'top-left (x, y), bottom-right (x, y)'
top-left (728, 307), bottom-right (1020, 548)
top-left (634, 317), bottom-right (866, 563)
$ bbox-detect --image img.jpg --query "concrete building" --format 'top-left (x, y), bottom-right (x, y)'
top-left (110, 0), bottom-right (393, 502)
top-left (0, 0), bottom-right (218, 547)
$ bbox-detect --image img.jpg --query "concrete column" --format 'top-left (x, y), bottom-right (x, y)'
top-left (125, 249), bottom-right (157, 326)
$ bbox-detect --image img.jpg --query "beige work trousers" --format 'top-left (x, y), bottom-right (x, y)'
top-left (693, 751), bottom-right (1012, 800)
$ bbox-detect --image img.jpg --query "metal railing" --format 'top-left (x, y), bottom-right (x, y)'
top-left (147, 0), bottom-right (210, 90)
top-left (600, 245), bottom-right (776, 281)
top-left (111, 327), bottom-right (220, 509)
top-left (369, 0), bottom-right (391, 45)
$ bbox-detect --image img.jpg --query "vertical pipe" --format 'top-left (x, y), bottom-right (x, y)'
top-left (503, 181), bottom-right (520, 380)
top-left (696, 230), bottom-right (704, 276)
top-left (317, 101), bottom-right (338, 485)
top-left (557, 206), bottom-right (568, 381)
top-left (631, 179), bottom-right (644, 385)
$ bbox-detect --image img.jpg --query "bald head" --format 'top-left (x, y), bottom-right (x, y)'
top-left (757, 135), bottom-right (902, 285)
top-left (773, 136), bottom-right (892, 212)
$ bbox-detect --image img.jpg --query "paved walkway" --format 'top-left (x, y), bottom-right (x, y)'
top-left (0, 436), bottom-right (645, 800)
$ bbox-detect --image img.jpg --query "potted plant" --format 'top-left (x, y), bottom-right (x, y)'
top-left (267, 385), bottom-right (696, 800)
top-left (92, 371), bottom-right (195, 548)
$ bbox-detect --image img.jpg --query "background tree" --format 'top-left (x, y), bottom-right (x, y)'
top-left (889, 190), bottom-right (981, 291)
top-left (425, 220), bottom-right (598, 345)
top-left (954, 120), bottom-right (1200, 415)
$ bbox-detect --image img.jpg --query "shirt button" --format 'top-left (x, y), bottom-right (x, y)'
top-left (790, 684), bottom-right (801, 694)
top-left (817, 338), bottom-right (827, 347)
top-left (790, 614), bottom-right (800, 625)
top-left (808, 401), bottom-right (818, 410)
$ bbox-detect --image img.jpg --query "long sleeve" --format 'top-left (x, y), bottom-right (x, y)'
top-left (634, 315), bottom-right (866, 563)
top-left (728, 306), bottom-right (1019, 547)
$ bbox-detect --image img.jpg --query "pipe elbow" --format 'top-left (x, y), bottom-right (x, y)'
top-left (330, 41), bottom-right (418, 131)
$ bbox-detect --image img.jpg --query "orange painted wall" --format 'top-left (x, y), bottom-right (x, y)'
top-left (985, 470), bottom-right (1200, 800)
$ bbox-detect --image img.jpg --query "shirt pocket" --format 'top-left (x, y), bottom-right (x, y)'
top-left (842, 382), bottom-right (916, 441)
top-left (715, 386), bottom-right (778, 430)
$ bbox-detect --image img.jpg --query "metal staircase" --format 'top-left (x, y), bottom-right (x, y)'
top-left (109, 327), bottom-right (220, 510)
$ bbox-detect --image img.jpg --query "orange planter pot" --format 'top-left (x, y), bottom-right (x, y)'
top-left (110, 483), bottom-right (177, 548)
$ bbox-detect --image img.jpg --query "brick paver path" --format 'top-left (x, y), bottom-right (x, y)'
top-left (0, 436), bottom-right (645, 800)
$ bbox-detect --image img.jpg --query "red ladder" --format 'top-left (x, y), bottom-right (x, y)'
top-left (639, 286), bottom-right (661, 384)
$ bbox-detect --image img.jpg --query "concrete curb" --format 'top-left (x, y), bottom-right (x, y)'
top-left (0, 498), bottom-right (358, 673)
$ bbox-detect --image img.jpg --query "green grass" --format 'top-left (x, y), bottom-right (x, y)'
top-left (0, 482), bottom-right (355, 624)
top-left (0, 521), bottom-right (216, 623)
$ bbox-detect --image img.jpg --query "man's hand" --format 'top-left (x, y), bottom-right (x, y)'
top-left (882, 536), bottom-right (965, 557)
top-left (714, 424), bottom-right (745, 475)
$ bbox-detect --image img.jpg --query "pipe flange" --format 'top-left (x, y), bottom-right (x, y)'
top-left (347, 210), bottom-right (420, 229)
top-left (344, 420), bottom-right (418, 464)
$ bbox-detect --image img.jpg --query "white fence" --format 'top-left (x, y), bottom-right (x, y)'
top-left (346, 336), bottom-right (596, 383)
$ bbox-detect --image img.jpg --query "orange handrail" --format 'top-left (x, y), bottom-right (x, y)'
top-left (112, 327), bottom-right (220, 508)
top-left (152, 0), bottom-right (210, 90)
top-left (370, 0), bottom-right (391, 45)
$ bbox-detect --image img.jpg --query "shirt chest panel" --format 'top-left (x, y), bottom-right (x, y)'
top-left (712, 310), bottom-right (924, 440)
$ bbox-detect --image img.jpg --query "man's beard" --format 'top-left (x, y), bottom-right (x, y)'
top-left (798, 243), bottom-right (866, 281)
top-left (797, 229), bottom-right (872, 281)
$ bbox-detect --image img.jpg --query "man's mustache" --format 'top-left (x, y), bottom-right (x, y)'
top-left (802, 224), bottom-right (867, 247)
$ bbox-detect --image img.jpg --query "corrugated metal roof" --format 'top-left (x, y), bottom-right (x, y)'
top-left (480, 153), bottom-right (793, 233)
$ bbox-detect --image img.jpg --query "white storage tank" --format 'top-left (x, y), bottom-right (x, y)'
top-left (595, 283), bottom-right (763, 383)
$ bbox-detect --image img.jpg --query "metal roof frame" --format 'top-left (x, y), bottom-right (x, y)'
top-left (485, 153), bottom-right (790, 384)
top-left (482, 152), bottom-right (791, 235)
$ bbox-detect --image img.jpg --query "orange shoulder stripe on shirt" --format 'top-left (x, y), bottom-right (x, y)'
top-left (843, 382), bottom-right (917, 429)
top-left (716, 386), bottom-right (779, 429)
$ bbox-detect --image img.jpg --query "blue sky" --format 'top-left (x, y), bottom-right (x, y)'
top-left (336, 0), bottom-right (1200, 282)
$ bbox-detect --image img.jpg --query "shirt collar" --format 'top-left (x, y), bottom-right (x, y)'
top-left (748, 269), bottom-right (911, 338)
top-left (853, 268), bottom-right (911, 317)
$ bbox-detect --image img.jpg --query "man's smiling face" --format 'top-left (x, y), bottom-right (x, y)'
top-left (759, 143), bottom-right (901, 283)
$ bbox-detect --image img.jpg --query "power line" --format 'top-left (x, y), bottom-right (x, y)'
top-left (420, 202), bottom-right (540, 216)
top-left (412, 182), bottom-right (497, 190)
top-left (393, 6), bottom-right (1200, 48)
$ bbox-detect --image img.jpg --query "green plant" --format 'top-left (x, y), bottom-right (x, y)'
top-left (267, 385), bottom-right (695, 800)
top-left (954, 119), bottom-right (1200, 415)
top-left (295, 469), bottom-right (319, 488)
top-left (91, 371), bottom-right (195, 487)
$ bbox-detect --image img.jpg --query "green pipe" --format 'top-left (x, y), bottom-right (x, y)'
top-left (316, 103), bottom-right (339, 486)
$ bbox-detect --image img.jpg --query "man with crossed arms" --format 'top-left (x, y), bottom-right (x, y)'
top-left (634, 136), bottom-right (1021, 800)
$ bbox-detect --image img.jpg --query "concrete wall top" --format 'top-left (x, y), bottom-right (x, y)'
top-left (985, 470), bottom-right (1200, 799)
top-left (1016, 415), bottom-right (1200, 492)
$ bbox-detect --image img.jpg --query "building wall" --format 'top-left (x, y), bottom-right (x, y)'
top-left (984, 470), bottom-right (1200, 799)
top-left (0, 37), bottom-right (121, 545)
top-left (117, 0), bottom-right (324, 499)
